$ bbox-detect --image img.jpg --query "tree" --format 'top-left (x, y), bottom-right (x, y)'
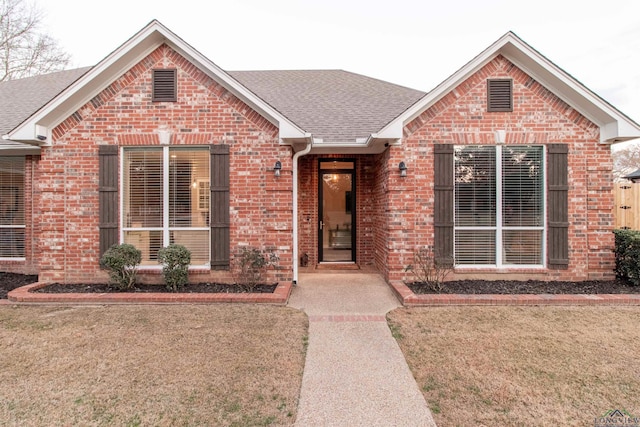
top-left (0, 0), bottom-right (70, 81)
top-left (612, 143), bottom-right (640, 182)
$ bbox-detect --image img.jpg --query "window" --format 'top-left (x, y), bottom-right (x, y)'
top-left (122, 147), bottom-right (209, 266)
top-left (454, 145), bottom-right (544, 266)
top-left (197, 179), bottom-right (210, 211)
top-left (487, 79), bottom-right (513, 112)
top-left (152, 69), bottom-right (177, 102)
top-left (0, 157), bottom-right (25, 259)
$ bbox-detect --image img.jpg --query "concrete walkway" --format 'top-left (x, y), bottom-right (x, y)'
top-left (288, 272), bottom-right (436, 427)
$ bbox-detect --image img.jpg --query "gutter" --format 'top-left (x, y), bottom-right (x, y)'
top-left (292, 140), bottom-right (313, 284)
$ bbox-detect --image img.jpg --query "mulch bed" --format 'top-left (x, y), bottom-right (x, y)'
top-left (33, 283), bottom-right (278, 294)
top-left (0, 273), bottom-right (38, 299)
top-left (407, 279), bottom-right (640, 294)
top-left (0, 272), bottom-right (275, 298)
top-left (3, 271), bottom-right (640, 298)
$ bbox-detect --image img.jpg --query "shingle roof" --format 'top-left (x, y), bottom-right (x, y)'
top-left (0, 67), bottom-right (91, 135)
top-left (623, 168), bottom-right (640, 181)
top-left (1, 67), bottom-right (424, 143)
top-left (229, 70), bottom-right (425, 142)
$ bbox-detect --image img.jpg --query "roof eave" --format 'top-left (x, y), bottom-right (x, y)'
top-left (6, 20), bottom-right (306, 144)
top-left (283, 134), bottom-right (398, 154)
top-left (0, 137), bottom-right (42, 155)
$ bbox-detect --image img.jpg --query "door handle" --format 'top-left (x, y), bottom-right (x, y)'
top-left (319, 220), bottom-right (323, 230)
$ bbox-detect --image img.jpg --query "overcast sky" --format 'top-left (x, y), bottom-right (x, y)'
top-left (41, 0), bottom-right (640, 129)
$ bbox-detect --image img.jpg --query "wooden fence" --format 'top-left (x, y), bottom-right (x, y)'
top-left (614, 182), bottom-right (640, 230)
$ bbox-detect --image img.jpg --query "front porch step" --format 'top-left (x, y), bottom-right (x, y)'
top-left (315, 263), bottom-right (360, 270)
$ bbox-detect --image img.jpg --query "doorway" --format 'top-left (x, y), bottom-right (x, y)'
top-left (318, 159), bottom-right (355, 262)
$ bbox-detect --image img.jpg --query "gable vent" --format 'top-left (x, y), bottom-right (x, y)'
top-left (152, 69), bottom-right (177, 102)
top-left (487, 79), bottom-right (513, 112)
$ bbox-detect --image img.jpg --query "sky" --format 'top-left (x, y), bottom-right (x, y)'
top-left (38, 0), bottom-right (640, 139)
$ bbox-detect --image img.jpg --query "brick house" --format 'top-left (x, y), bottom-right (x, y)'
top-left (1, 20), bottom-right (638, 285)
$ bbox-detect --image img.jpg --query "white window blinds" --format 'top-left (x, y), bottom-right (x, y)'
top-left (123, 148), bottom-right (210, 266)
top-left (0, 157), bottom-right (25, 258)
top-left (454, 145), bottom-right (544, 267)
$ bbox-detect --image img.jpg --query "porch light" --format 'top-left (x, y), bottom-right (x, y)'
top-left (274, 160), bottom-right (282, 177)
top-left (399, 161), bottom-right (407, 177)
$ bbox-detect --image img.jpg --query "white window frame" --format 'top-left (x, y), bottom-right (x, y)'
top-left (120, 146), bottom-right (210, 269)
top-left (454, 145), bottom-right (546, 269)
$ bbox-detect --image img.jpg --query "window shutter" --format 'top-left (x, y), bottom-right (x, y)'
top-left (547, 144), bottom-right (569, 268)
top-left (434, 144), bottom-right (454, 265)
top-left (152, 69), bottom-right (177, 102)
top-left (99, 145), bottom-right (119, 257)
top-left (487, 79), bottom-right (513, 112)
top-left (210, 144), bottom-right (230, 269)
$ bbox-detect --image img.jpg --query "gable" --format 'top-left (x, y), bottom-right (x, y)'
top-left (404, 55), bottom-right (599, 141)
top-left (6, 20), bottom-right (306, 146)
top-left (53, 45), bottom-right (279, 143)
top-left (379, 32), bottom-right (640, 145)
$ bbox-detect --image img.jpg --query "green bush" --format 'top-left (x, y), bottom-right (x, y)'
top-left (232, 246), bottom-right (279, 292)
top-left (157, 244), bottom-right (191, 292)
top-left (100, 244), bottom-right (142, 290)
top-left (614, 229), bottom-right (640, 286)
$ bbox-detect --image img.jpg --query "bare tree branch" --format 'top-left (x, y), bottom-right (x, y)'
top-left (613, 143), bottom-right (640, 182)
top-left (0, 0), bottom-right (70, 81)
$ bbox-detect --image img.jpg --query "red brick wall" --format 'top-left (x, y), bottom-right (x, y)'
top-left (30, 44), bottom-right (293, 283)
top-left (391, 54), bottom-right (613, 282)
top-left (2, 50), bottom-right (616, 285)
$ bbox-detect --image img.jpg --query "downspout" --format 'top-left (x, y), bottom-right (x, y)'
top-left (292, 141), bottom-right (312, 284)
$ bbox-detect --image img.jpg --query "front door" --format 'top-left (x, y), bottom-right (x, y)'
top-left (319, 160), bottom-right (355, 262)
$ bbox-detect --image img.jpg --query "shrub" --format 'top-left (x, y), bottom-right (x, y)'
top-left (158, 244), bottom-right (191, 292)
top-left (614, 229), bottom-right (640, 286)
top-left (232, 246), bottom-right (279, 292)
top-left (100, 244), bottom-right (142, 290)
top-left (404, 246), bottom-right (453, 293)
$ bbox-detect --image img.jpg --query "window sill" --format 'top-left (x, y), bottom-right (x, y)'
top-left (454, 266), bottom-right (545, 274)
top-left (0, 257), bottom-right (26, 262)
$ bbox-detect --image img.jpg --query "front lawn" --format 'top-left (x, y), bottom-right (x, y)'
top-left (0, 305), bottom-right (307, 426)
top-left (388, 306), bottom-right (640, 426)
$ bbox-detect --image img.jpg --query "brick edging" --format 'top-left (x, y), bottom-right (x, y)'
top-left (6, 282), bottom-right (293, 305)
top-left (389, 281), bottom-right (640, 306)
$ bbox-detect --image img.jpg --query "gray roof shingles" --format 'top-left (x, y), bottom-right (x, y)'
top-left (0, 67), bottom-right (91, 136)
top-left (0, 67), bottom-right (425, 143)
top-left (229, 70), bottom-right (425, 142)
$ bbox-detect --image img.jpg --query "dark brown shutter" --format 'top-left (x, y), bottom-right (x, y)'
top-left (210, 144), bottom-right (230, 269)
top-left (487, 79), bottom-right (513, 112)
top-left (434, 144), bottom-right (454, 265)
top-left (152, 69), bottom-right (177, 102)
top-left (99, 145), bottom-right (119, 257)
top-left (547, 144), bottom-right (569, 268)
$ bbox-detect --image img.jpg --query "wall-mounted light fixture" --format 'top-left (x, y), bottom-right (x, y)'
top-left (399, 161), bottom-right (407, 177)
top-left (274, 160), bottom-right (282, 177)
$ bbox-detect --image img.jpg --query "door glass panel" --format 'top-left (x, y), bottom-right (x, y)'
top-left (322, 172), bottom-right (352, 262)
top-left (321, 161), bottom-right (354, 170)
